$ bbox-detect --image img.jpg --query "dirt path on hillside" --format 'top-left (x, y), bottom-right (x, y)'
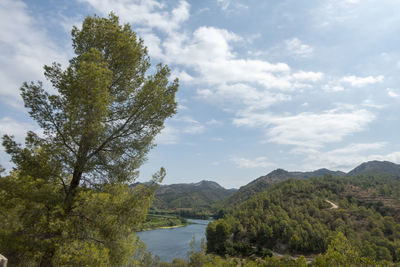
top-left (325, 199), bottom-right (338, 209)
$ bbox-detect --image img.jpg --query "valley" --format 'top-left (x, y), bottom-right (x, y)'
top-left (140, 160), bottom-right (400, 265)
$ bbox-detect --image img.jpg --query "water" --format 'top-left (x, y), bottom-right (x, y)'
top-left (136, 219), bottom-right (210, 262)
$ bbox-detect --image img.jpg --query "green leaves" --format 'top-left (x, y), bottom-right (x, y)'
top-left (1, 13), bottom-right (177, 266)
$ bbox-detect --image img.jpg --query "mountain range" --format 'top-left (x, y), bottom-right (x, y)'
top-left (146, 160), bottom-right (400, 213)
top-left (223, 160), bottom-right (400, 206)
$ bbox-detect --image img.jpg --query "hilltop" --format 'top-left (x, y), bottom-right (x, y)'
top-left (348, 160), bottom-right (400, 176)
top-left (220, 160), bottom-right (400, 207)
top-left (153, 180), bottom-right (236, 210)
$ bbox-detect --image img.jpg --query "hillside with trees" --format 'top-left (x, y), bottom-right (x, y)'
top-left (154, 180), bottom-right (236, 209)
top-left (347, 160), bottom-right (400, 177)
top-left (151, 180), bottom-right (236, 218)
top-left (220, 161), bottom-right (399, 208)
top-left (207, 175), bottom-right (400, 263)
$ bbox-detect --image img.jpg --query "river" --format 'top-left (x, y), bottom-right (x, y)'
top-left (136, 219), bottom-right (210, 262)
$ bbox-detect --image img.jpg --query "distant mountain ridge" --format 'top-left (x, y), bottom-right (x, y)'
top-left (152, 180), bottom-right (236, 210)
top-left (221, 160), bottom-right (400, 206)
top-left (139, 160), bottom-right (400, 212)
top-left (347, 160), bottom-right (400, 176)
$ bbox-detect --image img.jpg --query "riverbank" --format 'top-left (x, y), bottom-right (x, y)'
top-left (138, 213), bottom-right (192, 231)
top-left (139, 223), bottom-right (192, 232)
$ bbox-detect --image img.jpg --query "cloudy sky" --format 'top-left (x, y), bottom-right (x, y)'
top-left (1, 0), bottom-right (400, 188)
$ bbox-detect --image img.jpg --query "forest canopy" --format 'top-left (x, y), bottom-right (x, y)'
top-left (206, 175), bottom-right (400, 263)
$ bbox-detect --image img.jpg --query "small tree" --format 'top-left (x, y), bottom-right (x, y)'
top-left (313, 232), bottom-right (360, 266)
top-left (0, 14), bottom-right (177, 266)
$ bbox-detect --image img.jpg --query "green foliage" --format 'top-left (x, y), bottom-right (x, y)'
top-left (206, 219), bottom-right (231, 255)
top-left (207, 176), bottom-right (400, 263)
top-left (0, 13), bottom-right (177, 266)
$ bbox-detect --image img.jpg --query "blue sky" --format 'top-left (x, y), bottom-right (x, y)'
top-left (2, 0), bottom-right (400, 188)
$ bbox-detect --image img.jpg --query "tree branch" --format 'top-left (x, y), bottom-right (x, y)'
top-left (40, 101), bottom-right (77, 157)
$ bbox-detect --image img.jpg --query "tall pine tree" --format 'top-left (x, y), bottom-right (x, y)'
top-left (0, 14), bottom-right (178, 266)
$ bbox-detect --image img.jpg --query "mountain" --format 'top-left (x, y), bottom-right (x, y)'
top-left (152, 180), bottom-right (236, 210)
top-left (348, 160), bottom-right (400, 177)
top-left (221, 168), bottom-right (345, 206)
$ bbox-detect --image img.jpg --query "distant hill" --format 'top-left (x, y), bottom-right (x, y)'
top-left (152, 180), bottom-right (236, 210)
top-left (220, 168), bottom-right (345, 206)
top-left (142, 161), bottom-right (400, 215)
top-left (220, 160), bottom-right (400, 207)
top-left (347, 160), bottom-right (400, 177)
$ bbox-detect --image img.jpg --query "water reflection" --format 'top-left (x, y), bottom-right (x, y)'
top-left (136, 219), bottom-right (210, 262)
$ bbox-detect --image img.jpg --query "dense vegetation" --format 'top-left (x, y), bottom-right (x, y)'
top-left (0, 14), bottom-right (177, 266)
top-left (207, 175), bottom-right (400, 263)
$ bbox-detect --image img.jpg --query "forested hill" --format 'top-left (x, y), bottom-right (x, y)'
top-left (207, 175), bottom-right (400, 263)
top-left (220, 160), bottom-right (400, 207)
top-left (220, 168), bottom-right (346, 207)
top-left (151, 180), bottom-right (236, 210)
top-left (348, 160), bottom-right (400, 176)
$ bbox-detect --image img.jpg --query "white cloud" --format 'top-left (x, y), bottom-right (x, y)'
top-left (155, 125), bottom-right (179, 145)
top-left (80, 0), bottom-right (190, 34)
top-left (138, 29), bottom-right (164, 59)
top-left (361, 99), bottom-right (384, 109)
top-left (387, 88), bottom-right (400, 98)
top-left (0, 0), bottom-right (67, 107)
top-left (155, 116), bottom-right (206, 145)
top-left (161, 26), bottom-right (324, 95)
top-left (0, 117), bottom-right (39, 172)
top-left (323, 83), bottom-right (344, 92)
top-left (344, 0), bottom-right (360, 4)
top-left (206, 119), bottom-right (223, 126)
top-left (198, 83), bottom-right (292, 111)
top-left (183, 124), bottom-right (205, 134)
top-left (340, 75), bottom-right (384, 87)
top-left (177, 116), bottom-right (205, 134)
top-left (285, 38), bottom-right (314, 57)
top-left (233, 105), bottom-right (375, 149)
top-left (292, 71), bottom-right (323, 82)
top-left (216, 0), bottom-right (248, 11)
top-left (0, 117), bottom-right (36, 143)
top-left (160, 27), bottom-right (324, 111)
top-left (217, 0), bottom-right (231, 10)
top-left (231, 156), bottom-right (270, 168)
top-left (301, 142), bottom-right (400, 171)
top-left (323, 74), bottom-right (384, 92)
top-left (171, 69), bottom-right (194, 83)
top-left (81, 0), bottom-right (324, 113)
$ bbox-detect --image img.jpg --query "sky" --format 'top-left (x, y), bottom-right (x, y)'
top-left (1, 0), bottom-right (400, 188)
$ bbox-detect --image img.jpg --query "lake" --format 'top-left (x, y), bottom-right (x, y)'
top-left (136, 219), bottom-right (210, 262)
